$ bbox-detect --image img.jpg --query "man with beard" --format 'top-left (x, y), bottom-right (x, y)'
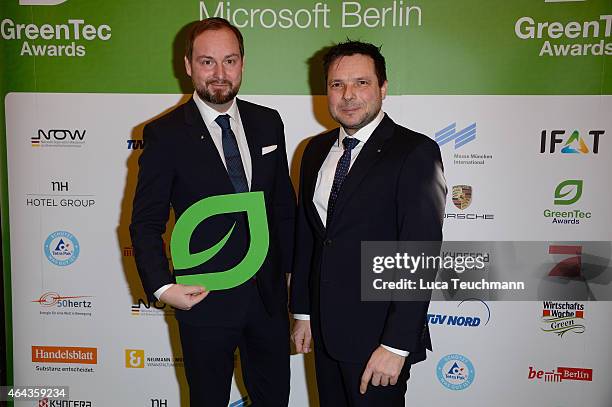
top-left (290, 41), bottom-right (446, 406)
top-left (130, 18), bottom-right (295, 407)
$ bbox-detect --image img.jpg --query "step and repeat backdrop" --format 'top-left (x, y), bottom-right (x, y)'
top-left (1, 0), bottom-right (611, 406)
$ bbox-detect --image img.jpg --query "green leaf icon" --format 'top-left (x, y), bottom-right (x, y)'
top-left (554, 179), bottom-right (583, 205)
top-left (170, 191), bottom-right (269, 290)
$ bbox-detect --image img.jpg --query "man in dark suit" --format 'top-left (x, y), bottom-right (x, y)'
top-left (130, 18), bottom-right (295, 407)
top-left (290, 41), bottom-right (446, 406)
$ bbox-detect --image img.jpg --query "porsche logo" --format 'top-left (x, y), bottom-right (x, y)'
top-left (452, 185), bottom-right (472, 210)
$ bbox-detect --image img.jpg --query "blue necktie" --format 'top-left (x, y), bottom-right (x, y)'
top-left (327, 137), bottom-right (359, 222)
top-left (215, 114), bottom-right (248, 193)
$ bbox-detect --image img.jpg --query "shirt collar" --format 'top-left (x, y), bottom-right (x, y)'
top-left (338, 109), bottom-right (385, 147)
top-left (192, 91), bottom-right (239, 127)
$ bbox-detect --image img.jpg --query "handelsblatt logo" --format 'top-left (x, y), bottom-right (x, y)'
top-left (32, 346), bottom-right (97, 364)
top-left (452, 185), bottom-right (472, 210)
top-left (554, 180), bottom-right (583, 205)
top-left (171, 192), bottom-right (269, 290)
top-left (435, 123), bottom-right (476, 149)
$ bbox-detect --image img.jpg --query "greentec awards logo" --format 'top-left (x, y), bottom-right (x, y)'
top-left (170, 192), bottom-right (269, 290)
top-left (554, 179), bottom-right (583, 205)
top-left (543, 179), bottom-right (591, 224)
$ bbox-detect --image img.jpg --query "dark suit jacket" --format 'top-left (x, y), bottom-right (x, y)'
top-left (290, 114), bottom-right (446, 364)
top-left (130, 97), bottom-right (295, 326)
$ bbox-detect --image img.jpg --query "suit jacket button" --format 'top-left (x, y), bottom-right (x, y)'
top-left (323, 239), bottom-right (332, 246)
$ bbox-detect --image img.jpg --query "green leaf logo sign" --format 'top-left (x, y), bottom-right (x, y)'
top-left (554, 179), bottom-right (583, 205)
top-left (170, 192), bottom-right (269, 290)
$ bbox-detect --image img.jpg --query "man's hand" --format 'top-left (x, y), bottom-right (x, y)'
top-left (360, 346), bottom-right (406, 394)
top-left (159, 284), bottom-right (209, 310)
top-left (291, 319), bottom-right (312, 353)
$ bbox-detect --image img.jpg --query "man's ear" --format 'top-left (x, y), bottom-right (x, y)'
top-left (184, 56), bottom-right (192, 77)
top-left (381, 80), bottom-right (388, 100)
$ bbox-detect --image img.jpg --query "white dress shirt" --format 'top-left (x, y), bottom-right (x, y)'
top-left (293, 110), bottom-right (409, 357)
top-left (154, 92), bottom-right (252, 299)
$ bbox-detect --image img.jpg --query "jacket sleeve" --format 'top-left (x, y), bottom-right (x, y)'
top-left (129, 122), bottom-right (175, 302)
top-left (380, 138), bottom-right (447, 352)
top-left (289, 141), bottom-right (315, 315)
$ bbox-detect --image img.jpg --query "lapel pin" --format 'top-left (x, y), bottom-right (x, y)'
top-left (377, 149), bottom-right (381, 153)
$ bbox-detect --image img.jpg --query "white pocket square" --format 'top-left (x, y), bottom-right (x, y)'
top-left (262, 145), bottom-right (277, 155)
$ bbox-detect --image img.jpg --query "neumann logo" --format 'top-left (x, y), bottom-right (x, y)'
top-left (31, 129), bottom-right (86, 147)
top-left (125, 349), bottom-right (145, 368)
top-left (540, 130), bottom-right (603, 154)
top-left (435, 123), bottom-right (476, 149)
top-left (171, 192), bottom-right (269, 290)
top-left (541, 301), bottom-right (585, 337)
top-left (543, 181), bottom-right (591, 224)
top-left (32, 346), bottom-right (97, 364)
top-left (127, 139), bottom-right (145, 150)
top-left (528, 366), bottom-right (593, 382)
top-left (1, 17), bottom-right (111, 57)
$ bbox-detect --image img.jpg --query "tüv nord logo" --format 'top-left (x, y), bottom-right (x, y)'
top-left (171, 192), bottom-right (269, 290)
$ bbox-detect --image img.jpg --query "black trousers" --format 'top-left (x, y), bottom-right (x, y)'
top-left (178, 283), bottom-right (290, 407)
top-left (314, 344), bottom-right (411, 407)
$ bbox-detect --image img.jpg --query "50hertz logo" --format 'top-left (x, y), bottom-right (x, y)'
top-left (125, 349), bottom-right (144, 368)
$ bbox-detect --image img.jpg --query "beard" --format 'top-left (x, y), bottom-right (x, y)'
top-left (195, 79), bottom-right (240, 105)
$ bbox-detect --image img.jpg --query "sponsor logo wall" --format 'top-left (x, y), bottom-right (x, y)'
top-left (2, 0), bottom-right (611, 406)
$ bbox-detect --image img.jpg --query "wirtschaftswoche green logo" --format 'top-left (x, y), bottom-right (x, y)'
top-left (170, 192), bottom-right (269, 290)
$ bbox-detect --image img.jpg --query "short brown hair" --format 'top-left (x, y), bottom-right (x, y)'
top-left (185, 18), bottom-right (244, 61)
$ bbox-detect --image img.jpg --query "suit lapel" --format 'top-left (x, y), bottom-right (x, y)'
top-left (236, 99), bottom-right (261, 192)
top-left (304, 131), bottom-right (338, 236)
top-left (327, 115), bottom-right (395, 229)
top-left (183, 98), bottom-right (234, 195)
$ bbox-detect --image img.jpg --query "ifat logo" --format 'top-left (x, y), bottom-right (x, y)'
top-left (452, 185), bottom-right (472, 210)
top-left (171, 192), bottom-right (269, 290)
top-left (541, 301), bottom-right (585, 337)
top-left (436, 354), bottom-right (475, 391)
top-left (543, 181), bottom-right (591, 224)
top-left (435, 123), bottom-right (476, 149)
top-left (44, 231), bottom-right (80, 266)
top-left (540, 130), bottom-right (603, 154)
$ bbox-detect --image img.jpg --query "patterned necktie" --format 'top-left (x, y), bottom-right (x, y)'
top-left (215, 114), bottom-right (248, 193)
top-left (327, 136), bottom-right (359, 222)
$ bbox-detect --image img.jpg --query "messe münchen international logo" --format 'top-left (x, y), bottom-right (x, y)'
top-left (436, 354), bottom-right (475, 391)
top-left (44, 231), bottom-right (80, 266)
